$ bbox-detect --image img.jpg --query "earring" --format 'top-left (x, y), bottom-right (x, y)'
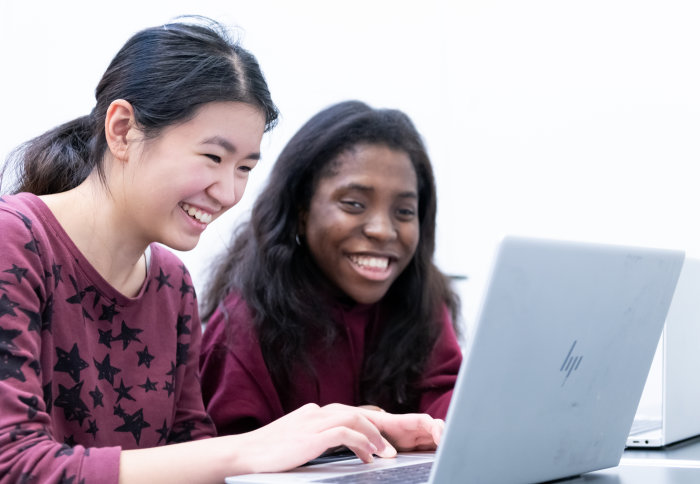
top-left (295, 234), bottom-right (302, 246)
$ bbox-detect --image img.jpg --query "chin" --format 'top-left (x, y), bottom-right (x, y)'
top-left (162, 237), bottom-right (200, 253)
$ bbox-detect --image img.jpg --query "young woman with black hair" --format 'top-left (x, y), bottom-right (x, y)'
top-left (0, 21), bottom-right (442, 484)
top-left (200, 100), bottom-right (462, 445)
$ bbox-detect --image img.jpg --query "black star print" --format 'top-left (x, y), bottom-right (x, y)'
top-left (82, 308), bottom-right (94, 322)
top-left (24, 239), bottom-right (38, 254)
top-left (155, 268), bottom-right (174, 291)
top-left (179, 278), bottom-right (195, 298)
top-left (176, 342), bottom-right (190, 367)
top-left (166, 361), bottom-right (177, 377)
top-left (94, 354), bottom-right (121, 386)
top-left (167, 419), bottom-right (196, 443)
top-left (178, 264), bottom-right (189, 275)
top-left (64, 434), bottom-right (78, 447)
top-left (19, 395), bottom-right (40, 419)
top-left (156, 419), bottom-right (170, 444)
top-left (89, 385), bottom-right (104, 408)
top-left (18, 472), bottom-right (38, 484)
top-left (98, 303), bottom-right (119, 324)
top-left (0, 348), bottom-right (27, 381)
top-left (88, 288), bottom-right (100, 309)
top-left (65, 275), bottom-right (86, 305)
top-left (43, 383), bottom-right (52, 413)
top-left (87, 419), bottom-right (99, 438)
top-left (113, 404), bottom-right (126, 418)
top-left (3, 264), bottom-right (28, 283)
top-left (114, 407), bottom-right (151, 445)
top-left (29, 360), bottom-right (40, 376)
top-left (139, 377), bottom-right (158, 392)
top-left (114, 378), bottom-right (136, 404)
top-left (20, 308), bottom-right (41, 333)
top-left (41, 294), bottom-right (53, 332)
top-left (54, 380), bottom-right (90, 425)
top-left (55, 444), bottom-right (74, 457)
top-left (114, 320), bottom-right (143, 350)
top-left (57, 469), bottom-right (76, 484)
top-left (54, 343), bottom-right (89, 383)
top-left (52, 263), bottom-right (63, 288)
top-left (0, 278), bottom-right (12, 292)
top-left (163, 379), bottom-right (175, 397)
top-left (98, 328), bottom-right (114, 348)
top-left (137, 345), bottom-right (155, 368)
top-left (0, 293), bottom-right (20, 318)
top-left (0, 325), bottom-right (22, 350)
top-left (17, 211), bottom-right (32, 230)
top-left (176, 313), bottom-right (191, 336)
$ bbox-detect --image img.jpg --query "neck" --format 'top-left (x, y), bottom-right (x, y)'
top-left (39, 174), bottom-right (148, 297)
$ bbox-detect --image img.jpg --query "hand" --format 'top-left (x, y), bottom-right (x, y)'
top-left (234, 403), bottom-right (397, 474)
top-left (356, 406), bottom-right (444, 452)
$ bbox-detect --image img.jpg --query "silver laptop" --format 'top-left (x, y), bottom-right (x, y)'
top-left (226, 236), bottom-right (684, 484)
top-left (627, 257), bottom-right (700, 448)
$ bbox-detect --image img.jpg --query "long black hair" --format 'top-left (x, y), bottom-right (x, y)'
top-left (202, 100), bottom-right (459, 412)
top-left (1, 16), bottom-right (278, 195)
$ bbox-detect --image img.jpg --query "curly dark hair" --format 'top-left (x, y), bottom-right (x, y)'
top-left (202, 100), bottom-right (459, 412)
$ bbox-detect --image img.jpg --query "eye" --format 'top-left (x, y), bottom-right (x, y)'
top-left (205, 154), bottom-right (222, 164)
top-left (340, 200), bottom-right (364, 212)
top-left (396, 207), bottom-right (417, 220)
top-left (237, 165), bottom-right (253, 174)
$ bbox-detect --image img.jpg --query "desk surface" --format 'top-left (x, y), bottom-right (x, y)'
top-left (570, 436), bottom-right (700, 483)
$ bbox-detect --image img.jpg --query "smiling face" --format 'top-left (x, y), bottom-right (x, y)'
top-left (301, 143), bottom-right (420, 305)
top-left (121, 101), bottom-right (266, 251)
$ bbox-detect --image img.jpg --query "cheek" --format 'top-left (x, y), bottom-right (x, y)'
top-left (404, 223), bottom-right (421, 255)
top-left (233, 177), bottom-right (249, 206)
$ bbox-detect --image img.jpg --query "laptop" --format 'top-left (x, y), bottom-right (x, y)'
top-left (226, 236), bottom-right (684, 484)
top-left (627, 257), bottom-right (700, 448)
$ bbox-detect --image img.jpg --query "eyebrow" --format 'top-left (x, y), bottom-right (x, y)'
top-left (200, 136), bottom-right (261, 160)
top-left (343, 182), bottom-right (418, 200)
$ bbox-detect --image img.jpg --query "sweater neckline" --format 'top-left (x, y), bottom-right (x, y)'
top-left (20, 192), bottom-right (153, 307)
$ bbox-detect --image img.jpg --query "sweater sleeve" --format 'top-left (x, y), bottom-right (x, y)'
top-left (0, 206), bottom-right (120, 484)
top-left (199, 295), bottom-right (285, 435)
top-left (417, 304), bottom-right (463, 419)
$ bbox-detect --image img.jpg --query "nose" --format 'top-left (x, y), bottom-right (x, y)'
top-left (362, 211), bottom-right (397, 241)
top-left (207, 167), bottom-right (240, 209)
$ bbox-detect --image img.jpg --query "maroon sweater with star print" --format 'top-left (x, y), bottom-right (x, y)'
top-left (0, 193), bottom-right (215, 484)
top-left (199, 290), bottom-right (462, 436)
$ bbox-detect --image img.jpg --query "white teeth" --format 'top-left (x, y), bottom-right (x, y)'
top-left (180, 203), bottom-right (212, 224)
top-left (349, 255), bottom-right (389, 270)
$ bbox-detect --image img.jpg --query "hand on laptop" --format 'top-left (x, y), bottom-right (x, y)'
top-left (357, 406), bottom-right (444, 452)
top-left (234, 403), bottom-right (397, 473)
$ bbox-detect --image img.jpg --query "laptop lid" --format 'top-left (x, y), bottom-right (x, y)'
top-left (431, 236), bottom-right (683, 483)
top-left (627, 257), bottom-right (700, 447)
top-left (226, 236), bottom-right (684, 484)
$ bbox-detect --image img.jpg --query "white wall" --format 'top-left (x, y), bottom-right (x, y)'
top-left (2, 1), bottom-right (700, 333)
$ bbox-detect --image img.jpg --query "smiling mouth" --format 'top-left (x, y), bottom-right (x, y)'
top-left (180, 202), bottom-right (213, 224)
top-left (347, 254), bottom-right (391, 271)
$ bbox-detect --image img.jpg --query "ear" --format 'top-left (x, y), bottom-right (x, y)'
top-left (104, 99), bottom-right (136, 162)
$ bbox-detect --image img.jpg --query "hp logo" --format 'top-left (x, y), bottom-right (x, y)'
top-left (560, 340), bottom-right (583, 386)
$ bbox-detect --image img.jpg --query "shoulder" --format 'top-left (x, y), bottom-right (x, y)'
top-left (0, 193), bottom-right (51, 262)
top-left (0, 193), bottom-right (41, 229)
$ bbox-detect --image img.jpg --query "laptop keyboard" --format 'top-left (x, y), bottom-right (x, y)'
top-left (311, 462), bottom-right (432, 483)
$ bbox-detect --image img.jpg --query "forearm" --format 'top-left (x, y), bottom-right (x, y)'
top-left (119, 435), bottom-right (246, 484)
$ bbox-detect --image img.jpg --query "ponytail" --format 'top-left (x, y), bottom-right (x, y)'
top-left (2, 115), bottom-right (97, 195)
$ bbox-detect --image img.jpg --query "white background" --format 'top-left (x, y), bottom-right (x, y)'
top-left (2, 1), bottom-right (700, 334)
